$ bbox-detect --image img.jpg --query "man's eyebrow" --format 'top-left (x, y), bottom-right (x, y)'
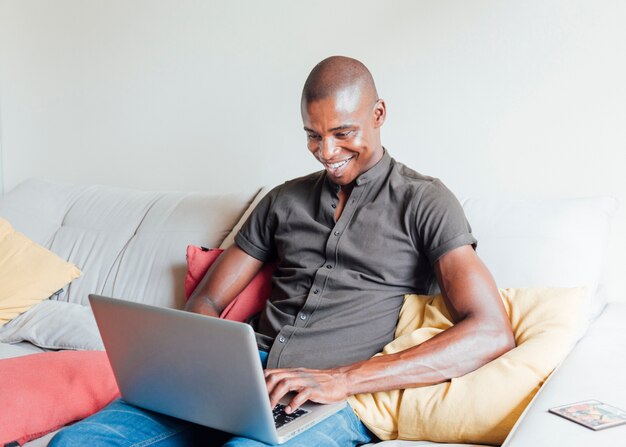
top-left (329, 125), bottom-right (354, 132)
top-left (303, 125), bottom-right (354, 133)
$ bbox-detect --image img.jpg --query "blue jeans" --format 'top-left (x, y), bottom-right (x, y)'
top-left (50, 352), bottom-right (374, 447)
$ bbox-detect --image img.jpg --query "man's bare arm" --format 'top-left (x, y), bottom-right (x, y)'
top-left (184, 245), bottom-right (264, 317)
top-left (265, 245), bottom-right (516, 412)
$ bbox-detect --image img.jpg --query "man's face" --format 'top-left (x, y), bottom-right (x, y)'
top-left (302, 87), bottom-right (386, 186)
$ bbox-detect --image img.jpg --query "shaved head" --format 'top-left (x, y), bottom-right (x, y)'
top-left (300, 56), bottom-right (386, 187)
top-left (301, 56), bottom-right (379, 107)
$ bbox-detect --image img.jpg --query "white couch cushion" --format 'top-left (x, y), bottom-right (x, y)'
top-left (0, 179), bottom-right (259, 309)
top-left (0, 180), bottom-right (88, 247)
top-left (100, 191), bottom-right (259, 308)
top-left (0, 341), bottom-right (44, 360)
top-left (0, 300), bottom-right (103, 351)
top-left (462, 197), bottom-right (617, 323)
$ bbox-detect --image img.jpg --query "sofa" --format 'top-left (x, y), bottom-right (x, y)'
top-left (0, 178), bottom-right (624, 447)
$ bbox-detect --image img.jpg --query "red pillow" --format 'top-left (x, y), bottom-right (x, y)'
top-left (0, 350), bottom-right (120, 446)
top-left (185, 245), bottom-right (274, 322)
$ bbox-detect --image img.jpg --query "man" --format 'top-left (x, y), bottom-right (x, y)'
top-left (51, 56), bottom-right (514, 447)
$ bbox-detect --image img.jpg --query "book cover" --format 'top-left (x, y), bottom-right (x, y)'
top-left (549, 400), bottom-right (626, 431)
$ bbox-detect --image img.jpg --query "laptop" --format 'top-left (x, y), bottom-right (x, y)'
top-left (89, 294), bottom-right (346, 445)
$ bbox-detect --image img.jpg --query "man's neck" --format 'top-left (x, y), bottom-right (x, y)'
top-left (339, 183), bottom-right (354, 196)
top-left (334, 185), bottom-right (353, 221)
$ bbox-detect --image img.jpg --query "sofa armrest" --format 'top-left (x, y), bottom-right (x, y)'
top-left (502, 302), bottom-right (626, 446)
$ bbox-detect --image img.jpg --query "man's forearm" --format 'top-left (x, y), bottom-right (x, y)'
top-left (183, 245), bottom-right (264, 317)
top-left (337, 315), bottom-right (515, 395)
top-left (265, 313), bottom-right (515, 412)
top-left (184, 295), bottom-right (221, 317)
top-left (338, 246), bottom-right (516, 395)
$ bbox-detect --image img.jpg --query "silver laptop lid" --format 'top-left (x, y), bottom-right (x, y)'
top-left (89, 294), bottom-right (280, 444)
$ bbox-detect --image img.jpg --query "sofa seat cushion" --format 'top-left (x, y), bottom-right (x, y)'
top-left (348, 287), bottom-right (585, 445)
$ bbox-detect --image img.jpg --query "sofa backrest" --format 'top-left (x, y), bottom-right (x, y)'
top-left (462, 197), bottom-right (617, 323)
top-left (233, 189), bottom-right (618, 326)
top-left (0, 179), bottom-right (260, 309)
top-left (1, 179), bottom-right (617, 325)
top-left (225, 189), bottom-right (618, 326)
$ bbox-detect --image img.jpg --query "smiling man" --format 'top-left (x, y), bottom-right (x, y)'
top-left (51, 56), bottom-right (515, 447)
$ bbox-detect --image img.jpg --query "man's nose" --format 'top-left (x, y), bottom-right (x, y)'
top-left (318, 137), bottom-right (339, 160)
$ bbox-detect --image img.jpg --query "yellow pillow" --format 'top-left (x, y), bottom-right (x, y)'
top-left (0, 218), bottom-right (82, 326)
top-left (348, 287), bottom-right (585, 446)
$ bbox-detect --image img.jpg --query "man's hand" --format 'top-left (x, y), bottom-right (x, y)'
top-left (265, 367), bottom-right (350, 413)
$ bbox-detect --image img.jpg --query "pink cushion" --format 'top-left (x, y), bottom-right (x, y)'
top-left (185, 245), bottom-right (274, 322)
top-left (0, 350), bottom-right (120, 445)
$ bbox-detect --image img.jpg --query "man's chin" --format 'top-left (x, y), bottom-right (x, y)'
top-left (327, 172), bottom-right (356, 187)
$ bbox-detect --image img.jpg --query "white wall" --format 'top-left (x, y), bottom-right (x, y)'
top-left (1, 0), bottom-right (625, 300)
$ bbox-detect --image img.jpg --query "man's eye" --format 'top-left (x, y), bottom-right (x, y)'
top-left (307, 134), bottom-right (321, 140)
top-left (336, 131), bottom-right (353, 138)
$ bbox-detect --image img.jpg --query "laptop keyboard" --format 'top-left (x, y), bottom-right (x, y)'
top-left (273, 404), bottom-right (310, 429)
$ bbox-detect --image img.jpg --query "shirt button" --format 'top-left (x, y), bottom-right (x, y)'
top-left (278, 336), bottom-right (286, 343)
top-left (331, 203), bottom-right (337, 209)
top-left (299, 314), bottom-right (307, 320)
top-left (313, 289), bottom-right (320, 294)
top-left (334, 231), bottom-right (340, 236)
top-left (326, 264), bottom-right (333, 269)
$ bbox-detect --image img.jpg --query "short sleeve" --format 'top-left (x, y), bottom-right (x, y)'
top-left (234, 186), bottom-right (279, 262)
top-left (415, 180), bottom-right (477, 264)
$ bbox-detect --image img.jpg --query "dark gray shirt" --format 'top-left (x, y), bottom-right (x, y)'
top-left (235, 150), bottom-right (476, 369)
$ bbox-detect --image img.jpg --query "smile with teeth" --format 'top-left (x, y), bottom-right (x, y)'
top-left (324, 156), bottom-right (354, 173)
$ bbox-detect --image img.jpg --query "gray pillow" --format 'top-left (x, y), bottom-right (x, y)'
top-left (0, 300), bottom-right (104, 350)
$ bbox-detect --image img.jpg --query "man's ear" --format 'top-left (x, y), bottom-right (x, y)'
top-left (373, 99), bottom-right (386, 128)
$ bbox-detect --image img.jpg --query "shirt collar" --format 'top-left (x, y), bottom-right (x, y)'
top-left (355, 148), bottom-right (391, 186)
